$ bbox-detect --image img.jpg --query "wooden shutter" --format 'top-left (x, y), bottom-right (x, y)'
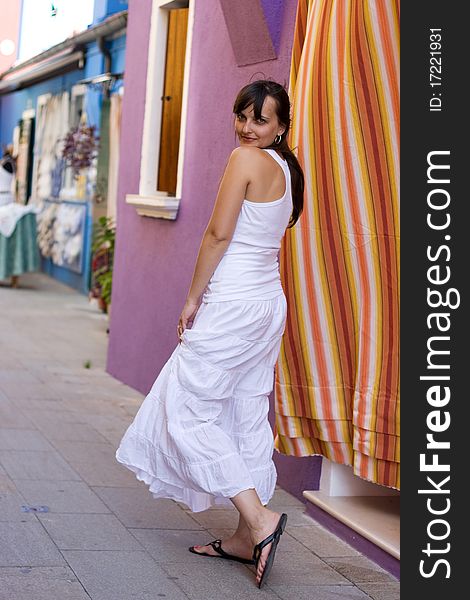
top-left (157, 8), bottom-right (189, 195)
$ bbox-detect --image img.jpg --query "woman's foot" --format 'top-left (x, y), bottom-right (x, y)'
top-left (230, 490), bottom-right (286, 586)
top-left (191, 532), bottom-right (253, 562)
top-left (249, 509), bottom-right (283, 585)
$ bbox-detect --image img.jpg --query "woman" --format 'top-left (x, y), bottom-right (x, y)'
top-left (116, 80), bottom-right (304, 588)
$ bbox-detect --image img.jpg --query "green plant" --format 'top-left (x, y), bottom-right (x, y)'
top-left (91, 216), bottom-right (116, 309)
top-left (92, 216), bottom-right (115, 255)
top-left (97, 269), bottom-right (113, 306)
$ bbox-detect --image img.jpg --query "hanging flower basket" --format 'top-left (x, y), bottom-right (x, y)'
top-left (62, 125), bottom-right (100, 180)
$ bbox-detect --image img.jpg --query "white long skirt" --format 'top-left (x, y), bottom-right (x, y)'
top-left (115, 294), bottom-right (287, 512)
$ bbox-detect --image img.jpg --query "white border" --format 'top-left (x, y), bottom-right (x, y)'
top-left (29, 94), bottom-right (50, 203)
top-left (126, 0), bottom-right (194, 220)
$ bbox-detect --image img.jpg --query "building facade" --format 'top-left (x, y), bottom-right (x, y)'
top-left (0, 0), bottom-right (127, 293)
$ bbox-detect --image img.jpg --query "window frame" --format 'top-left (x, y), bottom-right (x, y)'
top-left (126, 0), bottom-right (194, 220)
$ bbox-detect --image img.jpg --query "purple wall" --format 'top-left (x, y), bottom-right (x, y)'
top-left (107, 0), bottom-right (299, 393)
top-left (219, 0), bottom-right (275, 65)
top-left (261, 0), bottom-right (286, 53)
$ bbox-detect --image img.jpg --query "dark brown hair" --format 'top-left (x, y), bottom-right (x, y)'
top-left (233, 80), bottom-right (304, 227)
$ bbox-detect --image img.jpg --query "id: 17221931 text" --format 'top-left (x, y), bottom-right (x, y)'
top-left (429, 29), bottom-right (442, 112)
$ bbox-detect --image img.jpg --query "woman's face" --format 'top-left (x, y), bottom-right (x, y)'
top-left (235, 96), bottom-right (285, 148)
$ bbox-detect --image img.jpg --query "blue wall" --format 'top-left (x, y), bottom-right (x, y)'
top-left (0, 71), bottom-right (84, 149)
top-left (86, 34), bottom-right (126, 131)
top-left (0, 29), bottom-right (126, 293)
top-left (0, 33), bottom-right (126, 148)
top-left (93, 0), bottom-right (128, 24)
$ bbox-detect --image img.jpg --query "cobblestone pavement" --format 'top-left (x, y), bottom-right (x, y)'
top-left (0, 273), bottom-right (399, 600)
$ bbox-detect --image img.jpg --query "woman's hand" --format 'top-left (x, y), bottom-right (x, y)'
top-left (177, 298), bottom-right (200, 342)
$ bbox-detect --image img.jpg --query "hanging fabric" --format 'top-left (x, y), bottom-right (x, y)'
top-left (32, 92), bottom-right (70, 202)
top-left (106, 91), bottom-right (122, 223)
top-left (275, 0), bottom-right (400, 489)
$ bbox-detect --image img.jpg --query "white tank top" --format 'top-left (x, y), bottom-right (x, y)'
top-left (203, 148), bottom-right (293, 303)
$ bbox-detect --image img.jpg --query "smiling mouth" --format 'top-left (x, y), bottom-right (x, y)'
top-left (241, 136), bottom-right (256, 140)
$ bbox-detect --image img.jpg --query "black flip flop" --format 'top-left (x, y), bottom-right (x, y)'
top-left (252, 513), bottom-right (288, 588)
top-left (189, 539), bottom-right (255, 565)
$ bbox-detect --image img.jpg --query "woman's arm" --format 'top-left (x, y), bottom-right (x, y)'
top-left (177, 147), bottom-right (255, 335)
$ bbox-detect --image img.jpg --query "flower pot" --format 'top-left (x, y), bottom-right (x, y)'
top-left (98, 296), bottom-right (107, 313)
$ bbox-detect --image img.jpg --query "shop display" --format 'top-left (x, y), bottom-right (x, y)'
top-left (36, 201), bottom-right (86, 273)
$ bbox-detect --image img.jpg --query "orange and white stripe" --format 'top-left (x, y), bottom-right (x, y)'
top-left (275, 0), bottom-right (400, 489)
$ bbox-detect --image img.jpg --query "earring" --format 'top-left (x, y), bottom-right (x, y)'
top-left (274, 134), bottom-right (282, 145)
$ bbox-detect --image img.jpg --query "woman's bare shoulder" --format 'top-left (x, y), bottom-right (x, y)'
top-left (231, 146), bottom-right (269, 160)
top-left (228, 146), bottom-right (268, 175)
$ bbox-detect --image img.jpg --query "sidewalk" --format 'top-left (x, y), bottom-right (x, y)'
top-left (0, 273), bottom-right (399, 600)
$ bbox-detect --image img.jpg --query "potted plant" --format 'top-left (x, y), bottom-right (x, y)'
top-left (90, 216), bottom-right (115, 315)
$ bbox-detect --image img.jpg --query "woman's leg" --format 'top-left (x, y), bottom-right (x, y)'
top-left (191, 511), bottom-right (254, 562)
top-left (230, 489), bottom-right (281, 584)
top-left (192, 491), bottom-right (281, 583)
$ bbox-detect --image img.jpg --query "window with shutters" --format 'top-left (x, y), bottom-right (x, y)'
top-left (126, 0), bottom-right (193, 220)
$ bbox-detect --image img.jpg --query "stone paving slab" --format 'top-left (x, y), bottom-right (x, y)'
top-left (62, 550), bottom-right (188, 600)
top-left (9, 398), bottom-right (72, 413)
top-left (13, 480), bottom-right (111, 514)
top-left (81, 413), bottom-right (131, 435)
top-left (0, 400), bottom-right (36, 429)
top-left (271, 584), bottom-right (371, 599)
top-left (0, 381), bottom-right (63, 400)
top-left (66, 398), bottom-right (132, 417)
top-left (260, 547), bottom-right (351, 587)
top-left (25, 408), bottom-right (89, 428)
top-left (130, 528), bottom-right (216, 563)
top-left (61, 456), bottom-right (142, 487)
top-left (0, 521), bottom-right (65, 567)
top-left (30, 421), bottom-right (110, 444)
top-left (37, 513), bottom-right (144, 551)
top-left (49, 440), bottom-right (116, 463)
top-left (161, 559), bottom-right (278, 599)
top-left (0, 566), bottom-right (91, 600)
top-left (356, 581), bottom-right (400, 599)
top-left (0, 428), bottom-right (55, 452)
top-left (323, 556), bottom-right (397, 584)
top-left (0, 449), bottom-right (82, 481)
top-left (93, 430), bottom-right (128, 447)
top-left (287, 523), bottom-right (361, 557)
top-left (0, 467), bottom-right (15, 489)
top-left (92, 486), bottom-right (204, 530)
top-left (279, 504), bottom-right (322, 527)
top-left (0, 369), bottom-right (42, 384)
top-left (0, 489), bottom-right (38, 522)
